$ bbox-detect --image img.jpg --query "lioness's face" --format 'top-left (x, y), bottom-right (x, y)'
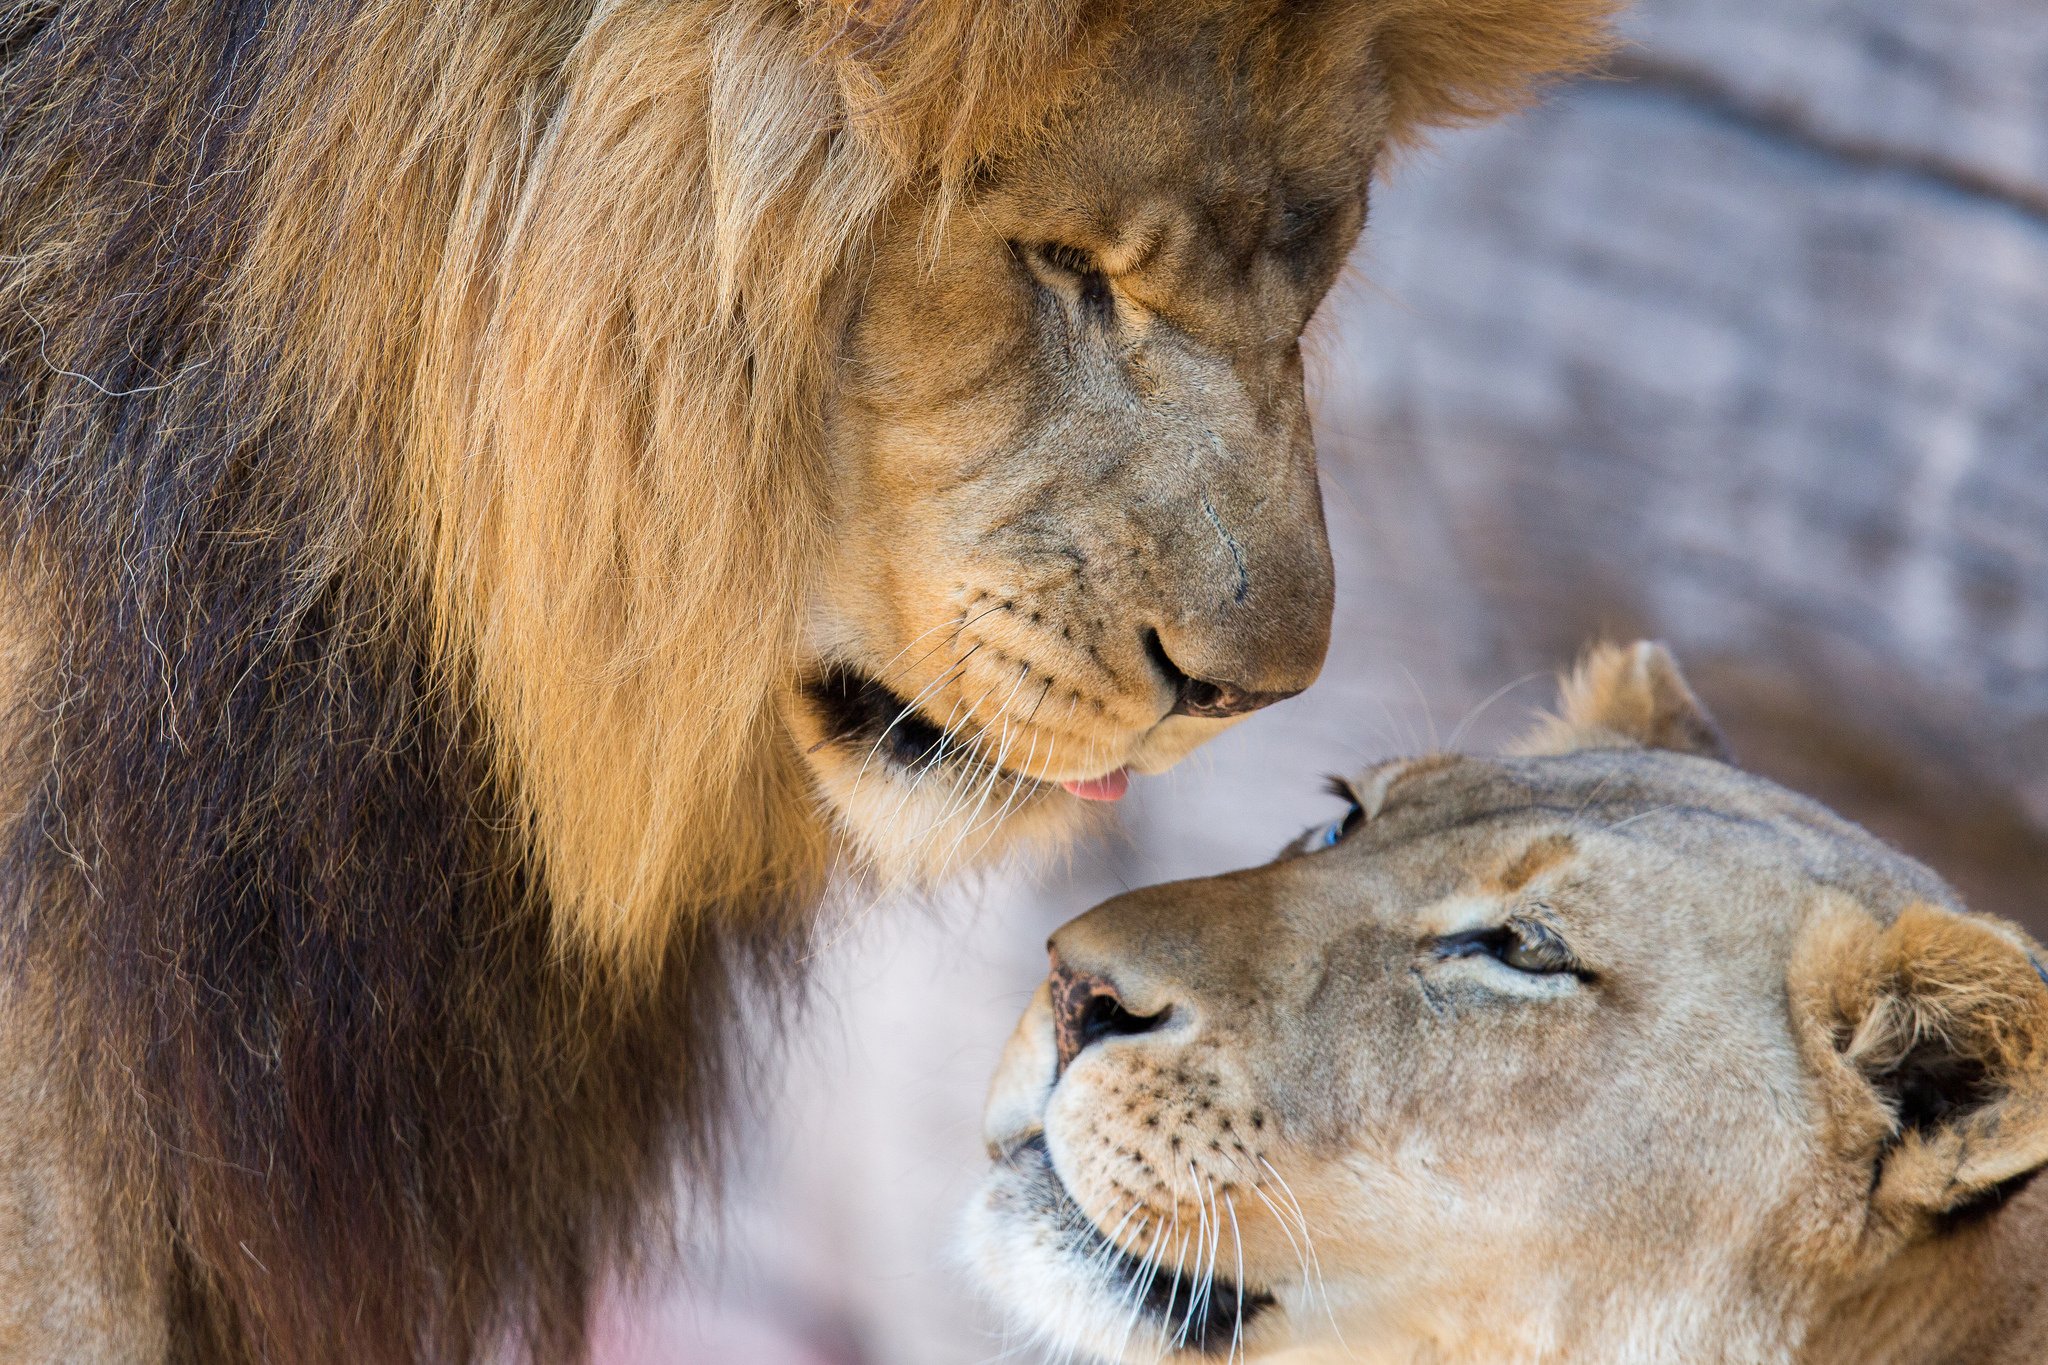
top-left (789, 23), bottom-right (1379, 874)
top-left (967, 649), bottom-right (2048, 1362)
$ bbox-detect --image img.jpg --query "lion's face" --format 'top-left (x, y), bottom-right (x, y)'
top-left (788, 27), bottom-right (1377, 875)
top-left (967, 644), bottom-right (2048, 1362)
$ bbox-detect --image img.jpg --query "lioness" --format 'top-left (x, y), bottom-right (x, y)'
top-left (968, 642), bottom-right (2048, 1363)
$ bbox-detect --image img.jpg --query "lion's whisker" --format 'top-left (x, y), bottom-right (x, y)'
top-left (1445, 669), bottom-right (1548, 754)
top-left (1602, 802), bottom-right (1682, 835)
top-left (846, 653), bottom-right (976, 804)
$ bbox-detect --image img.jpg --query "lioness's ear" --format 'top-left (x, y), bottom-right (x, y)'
top-left (1515, 640), bottom-right (1732, 761)
top-left (1793, 897), bottom-right (2048, 1224)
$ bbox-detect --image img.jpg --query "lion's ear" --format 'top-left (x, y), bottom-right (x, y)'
top-left (1793, 898), bottom-right (2048, 1224)
top-left (1370, 0), bottom-right (1621, 140)
top-left (1515, 641), bottom-right (1732, 761)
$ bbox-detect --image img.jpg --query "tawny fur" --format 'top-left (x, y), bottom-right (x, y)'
top-left (0, 2), bottom-right (1612, 1361)
top-left (972, 644), bottom-right (2048, 1363)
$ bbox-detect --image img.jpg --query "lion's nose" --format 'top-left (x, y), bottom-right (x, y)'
top-left (1170, 674), bottom-right (1302, 719)
top-left (1144, 630), bottom-right (1306, 720)
top-left (1048, 950), bottom-right (1171, 1072)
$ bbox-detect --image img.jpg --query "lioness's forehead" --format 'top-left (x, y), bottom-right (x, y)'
top-left (1334, 749), bottom-right (1953, 922)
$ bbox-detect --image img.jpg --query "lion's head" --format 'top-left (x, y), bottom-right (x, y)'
top-left (238, 0), bottom-right (1617, 965)
top-left (968, 643), bottom-right (2048, 1362)
top-left (789, 23), bottom-right (1370, 875)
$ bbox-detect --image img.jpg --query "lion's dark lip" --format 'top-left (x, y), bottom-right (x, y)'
top-left (801, 665), bottom-right (1086, 792)
top-left (1012, 1134), bottom-right (1276, 1355)
top-left (800, 665), bottom-right (968, 771)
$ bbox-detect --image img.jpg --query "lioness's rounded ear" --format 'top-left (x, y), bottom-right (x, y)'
top-left (1792, 897), bottom-right (2048, 1226)
top-left (1514, 640), bottom-right (1733, 761)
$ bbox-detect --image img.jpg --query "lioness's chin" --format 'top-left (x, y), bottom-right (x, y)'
top-left (965, 1140), bottom-right (1291, 1365)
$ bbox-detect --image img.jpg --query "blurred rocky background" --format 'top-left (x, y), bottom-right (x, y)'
top-left (609, 0), bottom-right (2048, 1359)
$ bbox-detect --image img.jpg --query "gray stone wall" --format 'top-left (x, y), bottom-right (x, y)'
top-left (1278, 0), bottom-right (2048, 928)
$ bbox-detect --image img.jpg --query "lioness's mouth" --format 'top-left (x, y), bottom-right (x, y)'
top-left (799, 666), bottom-right (1130, 799)
top-left (1011, 1135), bottom-right (1276, 1354)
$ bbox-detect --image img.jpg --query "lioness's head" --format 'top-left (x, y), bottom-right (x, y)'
top-left (968, 642), bottom-right (2048, 1362)
top-left (783, 1), bottom-right (1615, 878)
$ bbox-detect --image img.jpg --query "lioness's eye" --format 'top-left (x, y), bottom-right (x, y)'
top-left (1434, 920), bottom-right (1586, 979)
top-left (1313, 780), bottom-right (1366, 849)
top-left (1318, 803), bottom-right (1363, 848)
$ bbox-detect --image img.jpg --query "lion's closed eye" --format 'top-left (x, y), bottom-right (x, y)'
top-left (1020, 240), bottom-right (1116, 319)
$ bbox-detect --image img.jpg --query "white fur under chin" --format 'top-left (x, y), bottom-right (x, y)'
top-left (816, 755), bottom-right (1100, 889)
top-left (961, 1164), bottom-right (1787, 1365)
top-left (961, 1165), bottom-right (1191, 1365)
top-left (961, 1159), bottom-right (1321, 1365)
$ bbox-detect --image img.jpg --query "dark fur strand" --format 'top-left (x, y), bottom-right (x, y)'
top-left (0, 3), bottom-right (803, 1360)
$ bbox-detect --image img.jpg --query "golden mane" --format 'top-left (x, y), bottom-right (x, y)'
top-left (237, 0), bottom-right (1613, 970)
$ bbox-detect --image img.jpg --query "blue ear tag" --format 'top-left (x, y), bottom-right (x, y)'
top-left (1320, 820), bottom-right (1343, 849)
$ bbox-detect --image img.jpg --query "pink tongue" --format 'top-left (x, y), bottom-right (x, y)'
top-left (1061, 768), bottom-right (1131, 802)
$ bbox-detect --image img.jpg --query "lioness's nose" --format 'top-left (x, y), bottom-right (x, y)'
top-left (1048, 949), bottom-right (1170, 1071)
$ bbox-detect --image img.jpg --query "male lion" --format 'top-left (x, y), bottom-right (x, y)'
top-left (0, 1), bottom-right (1610, 1361)
top-left (970, 642), bottom-right (2048, 1363)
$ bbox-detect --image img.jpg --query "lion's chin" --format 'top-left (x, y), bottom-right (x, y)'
top-left (782, 665), bottom-right (1239, 883)
top-left (813, 749), bottom-right (1099, 885)
top-left (782, 666), bottom-right (1098, 883)
top-left (1122, 711), bottom-right (1246, 774)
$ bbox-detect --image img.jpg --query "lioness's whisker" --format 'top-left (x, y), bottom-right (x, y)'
top-left (1242, 1177), bottom-right (1314, 1296)
top-left (1227, 1191), bottom-right (1248, 1363)
top-left (1196, 1168), bottom-right (1225, 1350)
top-left (1175, 1162), bottom-right (1214, 1352)
top-left (1111, 1213), bottom-right (1169, 1362)
top-left (1259, 1155), bottom-right (1345, 1349)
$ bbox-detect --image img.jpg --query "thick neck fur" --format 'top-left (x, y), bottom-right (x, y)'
top-left (0, 2), bottom-right (813, 1360)
top-left (1796, 1181), bottom-right (2048, 1365)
